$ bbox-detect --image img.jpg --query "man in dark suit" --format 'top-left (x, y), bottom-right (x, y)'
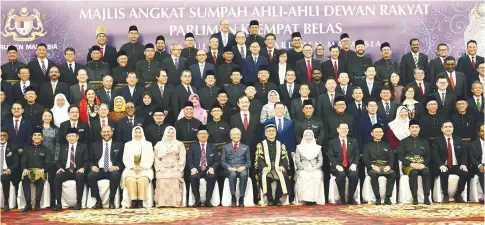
top-left (116, 72), bottom-right (144, 106)
top-left (87, 125), bottom-right (123, 209)
top-left (115, 103), bottom-right (143, 144)
top-left (468, 124), bottom-right (484, 194)
top-left (357, 99), bottom-right (388, 152)
top-left (428, 43), bottom-right (448, 85)
top-left (190, 50), bottom-right (216, 89)
top-left (217, 46), bottom-right (240, 87)
top-left (410, 68), bottom-right (433, 105)
top-left (290, 84), bottom-right (315, 120)
top-left (207, 37), bottom-right (224, 66)
top-left (69, 69), bottom-right (93, 105)
top-left (321, 45), bottom-right (345, 81)
top-left (5, 103), bottom-right (33, 153)
top-left (59, 105), bottom-right (90, 145)
top-left (260, 33), bottom-right (279, 65)
top-left (53, 128), bottom-right (89, 210)
top-left (355, 65), bottom-right (383, 102)
top-left (430, 75), bottom-right (457, 117)
top-left (377, 87), bottom-right (398, 122)
top-left (456, 40), bottom-right (484, 94)
top-left (246, 20), bottom-right (266, 50)
top-left (336, 72), bottom-right (354, 103)
top-left (467, 81), bottom-right (484, 120)
top-left (0, 128), bottom-right (19, 211)
top-left (39, 66), bottom-right (70, 109)
top-left (328, 122), bottom-right (359, 204)
top-left (348, 39), bottom-right (373, 82)
top-left (147, 69), bottom-right (174, 123)
top-left (232, 31), bottom-right (250, 69)
top-left (242, 42), bottom-right (269, 84)
top-left (87, 26), bottom-right (118, 70)
top-left (221, 128), bottom-right (251, 207)
top-left (374, 42), bottom-right (399, 83)
top-left (172, 70), bottom-right (198, 115)
top-left (161, 43), bottom-right (187, 85)
top-left (277, 70), bottom-right (300, 109)
top-left (346, 87), bottom-right (367, 118)
top-left (1, 45), bottom-right (26, 80)
top-left (90, 104), bottom-right (116, 143)
top-left (432, 121), bottom-right (468, 203)
top-left (96, 75), bottom-right (116, 111)
top-left (211, 19), bottom-right (235, 52)
top-left (22, 86), bottom-right (45, 127)
top-left (264, 103), bottom-right (296, 157)
top-left (85, 45), bottom-right (111, 82)
top-left (27, 43), bottom-right (56, 85)
top-left (295, 44), bottom-right (321, 84)
top-left (187, 125), bottom-right (220, 207)
top-left (439, 56), bottom-right (468, 98)
top-left (309, 69), bottom-right (326, 99)
top-left (12, 67), bottom-right (39, 106)
top-left (1, 72), bottom-right (14, 105)
top-left (181, 33), bottom-right (199, 67)
top-left (112, 50), bottom-right (132, 84)
top-left (59, 48), bottom-right (85, 86)
top-left (317, 78), bottom-right (343, 119)
top-left (400, 38), bottom-right (429, 84)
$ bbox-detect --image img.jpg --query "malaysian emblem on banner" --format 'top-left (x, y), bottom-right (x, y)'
top-left (2, 7), bottom-right (46, 42)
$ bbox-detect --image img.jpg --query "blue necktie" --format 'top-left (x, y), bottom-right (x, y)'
top-left (278, 119), bottom-right (282, 132)
top-left (385, 102), bottom-right (390, 116)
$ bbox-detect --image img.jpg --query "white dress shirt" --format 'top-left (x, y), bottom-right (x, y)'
top-left (278, 63), bottom-right (286, 84)
top-left (65, 143), bottom-right (78, 169)
top-left (237, 44), bottom-right (247, 58)
top-left (128, 86), bottom-right (135, 96)
top-left (444, 136), bottom-right (457, 166)
top-left (222, 32), bottom-right (228, 46)
top-left (240, 111), bottom-right (250, 123)
top-left (38, 57), bottom-right (48, 69)
top-left (479, 76), bottom-right (484, 84)
top-left (1, 142), bottom-right (7, 170)
top-left (481, 139), bottom-right (485, 164)
top-left (21, 80), bottom-right (31, 92)
top-left (340, 85), bottom-right (347, 95)
top-left (98, 140), bottom-right (113, 168)
top-left (67, 61), bottom-right (75, 72)
top-left (99, 117), bottom-right (108, 127)
top-left (416, 81), bottom-right (425, 93)
top-left (275, 116), bottom-right (285, 130)
top-left (79, 82), bottom-right (88, 93)
top-left (448, 71), bottom-right (456, 86)
top-left (366, 79), bottom-right (374, 93)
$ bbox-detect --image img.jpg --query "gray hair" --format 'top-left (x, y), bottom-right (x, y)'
top-left (230, 128), bottom-right (242, 136)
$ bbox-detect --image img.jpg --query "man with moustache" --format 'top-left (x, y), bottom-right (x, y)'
top-left (225, 68), bottom-right (246, 107)
top-left (349, 39), bottom-right (373, 82)
top-left (428, 43), bottom-right (449, 84)
top-left (400, 38), bottom-right (429, 84)
top-left (87, 26), bottom-right (118, 70)
top-left (245, 20), bottom-right (265, 49)
top-left (120, 25), bottom-right (144, 70)
top-left (309, 69), bottom-right (326, 99)
top-left (181, 32), bottom-right (199, 67)
top-left (287, 32), bottom-right (304, 68)
top-left (136, 43), bottom-right (162, 86)
top-left (438, 56), bottom-right (467, 98)
top-left (39, 66), bottom-right (70, 109)
top-left (374, 42), bottom-right (399, 83)
top-left (0, 129), bottom-right (18, 211)
top-left (217, 46), bottom-right (239, 86)
top-left (338, 33), bottom-right (357, 73)
top-left (111, 50), bottom-right (132, 84)
top-left (85, 45), bottom-right (111, 81)
top-left (1, 45), bottom-right (25, 80)
top-left (154, 35), bottom-right (170, 62)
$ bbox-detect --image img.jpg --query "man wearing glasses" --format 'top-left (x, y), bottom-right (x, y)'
top-left (135, 43), bottom-right (162, 86)
top-left (261, 33), bottom-right (279, 65)
top-left (211, 19), bottom-right (235, 52)
top-left (287, 32), bottom-right (304, 68)
top-left (161, 43), bottom-right (188, 85)
top-left (120, 25), bottom-right (145, 70)
top-left (339, 33), bottom-right (357, 73)
top-left (87, 26), bottom-right (118, 70)
top-left (428, 43), bottom-right (449, 84)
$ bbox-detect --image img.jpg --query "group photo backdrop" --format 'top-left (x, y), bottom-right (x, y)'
top-left (1, 1), bottom-right (484, 65)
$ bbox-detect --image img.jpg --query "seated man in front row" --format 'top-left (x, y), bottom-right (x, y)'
top-left (221, 128), bottom-right (251, 207)
top-left (363, 123), bottom-right (395, 205)
top-left (256, 123), bottom-right (290, 206)
top-left (469, 124), bottom-right (485, 196)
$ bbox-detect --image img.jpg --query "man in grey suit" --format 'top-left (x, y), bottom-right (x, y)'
top-left (439, 56), bottom-right (468, 98)
top-left (189, 50), bottom-right (216, 89)
top-left (69, 69), bottom-right (93, 105)
top-left (221, 128), bottom-right (251, 207)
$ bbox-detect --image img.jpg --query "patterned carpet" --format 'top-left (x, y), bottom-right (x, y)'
top-left (1, 203), bottom-right (484, 225)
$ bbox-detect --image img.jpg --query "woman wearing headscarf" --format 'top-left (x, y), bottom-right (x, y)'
top-left (136, 92), bottom-right (156, 122)
top-left (260, 90), bottom-right (290, 123)
top-left (121, 126), bottom-right (154, 208)
top-left (153, 126), bottom-right (186, 207)
top-left (294, 130), bottom-right (324, 205)
top-left (108, 96), bottom-right (127, 122)
top-left (177, 93), bottom-right (208, 124)
top-left (313, 44), bottom-right (328, 64)
top-left (51, 93), bottom-right (70, 127)
top-left (79, 88), bottom-right (101, 125)
top-left (400, 85), bottom-right (425, 120)
top-left (388, 106), bottom-right (411, 149)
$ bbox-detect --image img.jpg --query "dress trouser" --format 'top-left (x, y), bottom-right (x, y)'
top-left (226, 170), bottom-right (249, 198)
top-left (407, 168), bottom-right (431, 198)
top-left (54, 170), bottom-right (85, 203)
top-left (439, 165), bottom-right (468, 197)
top-left (48, 163), bottom-right (57, 205)
top-left (190, 170), bottom-right (216, 203)
top-left (369, 172), bottom-right (396, 199)
top-left (332, 167), bottom-right (359, 201)
top-left (22, 179), bottom-right (44, 203)
top-left (1, 174), bottom-right (12, 203)
top-left (87, 170), bottom-right (121, 200)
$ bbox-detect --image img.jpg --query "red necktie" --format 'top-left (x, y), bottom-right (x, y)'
top-left (213, 52), bottom-right (217, 64)
top-left (100, 47), bottom-right (104, 60)
top-left (233, 143), bottom-right (238, 152)
top-left (418, 83), bottom-right (424, 95)
top-left (342, 139), bottom-right (348, 167)
top-left (447, 137), bottom-right (453, 168)
top-left (102, 119), bottom-right (106, 128)
top-left (334, 61), bottom-right (338, 79)
top-left (306, 60), bottom-right (312, 83)
top-left (243, 114), bottom-right (248, 131)
top-left (14, 120), bottom-right (19, 134)
top-left (472, 56), bottom-right (476, 70)
top-left (81, 85), bottom-right (85, 97)
top-left (449, 72), bottom-right (456, 91)
top-left (268, 49), bottom-right (273, 63)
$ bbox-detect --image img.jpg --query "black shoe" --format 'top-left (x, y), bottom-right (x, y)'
top-left (443, 195), bottom-right (450, 203)
top-left (109, 199), bottom-right (116, 209)
top-left (93, 200), bottom-right (103, 209)
top-left (424, 197), bottom-right (431, 205)
top-left (375, 198), bottom-right (381, 205)
top-left (138, 200), bottom-right (144, 208)
top-left (193, 200), bottom-right (201, 207)
top-left (205, 201), bottom-right (213, 207)
top-left (455, 195), bottom-right (466, 203)
top-left (35, 201), bottom-right (41, 211)
top-left (231, 196), bottom-right (237, 207)
top-left (413, 199), bottom-right (419, 205)
top-left (75, 201), bottom-right (82, 210)
top-left (267, 200), bottom-right (275, 206)
top-left (348, 199), bottom-right (358, 205)
top-left (53, 203), bottom-right (62, 211)
top-left (275, 200), bottom-right (282, 206)
top-left (3, 202), bottom-right (10, 212)
top-left (239, 197), bottom-right (244, 207)
top-left (335, 200), bottom-right (342, 204)
top-left (130, 200), bottom-right (136, 208)
top-left (384, 197), bottom-right (392, 205)
top-left (23, 202), bottom-right (32, 212)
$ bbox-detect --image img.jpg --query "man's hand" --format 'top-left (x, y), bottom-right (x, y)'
top-left (3, 169), bottom-right (11, 175)
top-left (460, 165), bottom-right (468, 172)
top-left (278, 166), bottom-right (286, 172)
top-left (57, 169), bottom-right (65, 174)
top-left (36, 169), bottom-right (44, 176)
top-left (164, 110), bottom-right (169, 116)
top-left (207, 168), bottom-right (215, 174)
top-left (109, 166), bottom-right (119, 172)
top-left (191, 168), bottom-right (198, 175)
top-left (22, 169), bottom-right (30, 177)
top-left (228, 168), bottom-right (237, 172)
top-left (91, 166), bottom-right (99, 172)
top-left (236, 166), bottom-right (246, 172)
top-left (262, 167), bottom-right (270, 173)
top-left (350, 164), bottom-right (357, 171)
top-left (18, 149), bottom-right (23, 153)
top-left (77, 168), bottom-right (85, 174)
top-left (291, 152), bottom-right (295, 159)
top-left (479, 164), bottom-right (484, 173)
top-left (417, 164), bottom-right (425, 170)
top-left (336, 165), bottom-right (344, 172)
top-left (439, 165), bottom-right (448, 173)
top-left (410, 163), bottom-right (419, 169)
top-left (371, 165), bottom-right (381, 172)
top-left (383, 166), bottom-right (391, 172)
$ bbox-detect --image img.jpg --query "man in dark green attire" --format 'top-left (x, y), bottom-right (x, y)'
top-left (120, 25), bottom-right (144, 70)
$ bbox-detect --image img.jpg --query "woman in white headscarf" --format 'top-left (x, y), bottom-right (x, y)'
top-left (294, 130), bottom-right (324, 205)
top-left (121, 126), bottom-right (154, 208)
top-left (388, 106), bottom-right (411, 149)
top-left (51, 93), bottom-right (70, 127)
top-left (153, 126), bottom-right (186, 207)
top-left (260, 90), bottom-right (290, 123)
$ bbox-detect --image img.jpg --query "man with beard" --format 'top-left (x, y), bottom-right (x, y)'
top-left (374, 42), bottom-right (399, 83)
top-left (216, 46), bottom-right (239, 86)
top-left (338, 33), bottom-right (357, 73)
top-left (309, 69), bottom-right (326, 99)
top-left (400, 38), bottom-right (429, 84)
top-left (349, 40), bottom-right (373, 82)
top-left (87, 26), bottom-right (118, 70)
top-left (428, 43), bottom-right (449, 84)
top-left (120, 25), bottom-right (144, 70)
top-left (38, 66), bottom-right (70, 109)
top-left (154, 35), bottom-right (170, 62)
top-left (438, 56), bottom-right (467, 98)
top-left (136, 43), bottom-right (162, 86)
top-left (287, 32), bottom-right (304, 68)
top-left (0, 129), bottom-right (19, 211)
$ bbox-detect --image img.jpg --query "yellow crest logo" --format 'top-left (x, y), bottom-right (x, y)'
top-left (2, 7), bottom-right (47, 42)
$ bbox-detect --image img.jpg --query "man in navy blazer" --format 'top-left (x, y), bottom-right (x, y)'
top-left (357, 99), bottom-right (388, 153)
top-left (187, 125), bottom-right (221, 207)
top-left (264, 103), bottom-right (296, 156)
top-left (467, 81), bottom-right (484, 120)
top-left (189, 50), bottom-right (216, 89)
top-left (242, 42), bottom-right (269, 84)
top-left (456, 40), bottom-right (484, 95)
top-left (211, 19), bottom-right (236, 52)
top-left (116, 72), bottom-right (144, 106)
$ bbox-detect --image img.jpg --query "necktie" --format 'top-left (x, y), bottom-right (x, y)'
top-left (333, 61), bottom-right (338, 79)
top-left (342, 139), bottom-right (348, 167)
top-left (472, 56), bottom-right (476, 70)
top-left (52, 82), bottom-right (56, 94)
top-left (129, 118), bottom-right (134, 128)
top-left (14, 120), bottom-right (19, 134)
top-left (100, 47), bottom-right (104, 60)
top-left (477, 98), bottom-right (481, 110)
top-left (107, 90), bottom-right (111, 102)
top-left (174, 58), bottom-right (179, 69)
top-left (22, 83), bottom-right (27, 94)
top-left (289, 85), bottom-right (293, 97)
top-left (243, 114), bottom-right (248, 131)
top-left (104, 143), bottom-right (109, 172)
top-left (159, 85), bottom-right (164, 98)
top-left (278, 119), bottom-right (282, 132)
top-left (41, 60), bottom-right (47, 75)
top-left (306, 60), bottom-right (312, 83)
top-left (441, 93), bottom-right (446, 105)
top-left (449, 72), bottom-right (456, 91)
top-left (200, 144), bottom-right (207, 171)
top-left (186, 85), bottom-right (191, 94)
top-left (0, 145), bottom-right (4, 170)
top-left (81, 85), bottom-right (85, 97)
top-left (447, 138), bottom-right (453, 167)
top-left (102, 119), bottom-right (106, 128)
top-left (72, 122), bottom-right (76, 128)
top-left (342, 86), bottom-right (346, 95)
top-left (385, 102), bottom-right (390, 116)
top-left (200, 65), bottom-right (204, 78)
top-left (254, 57), bottom-right (257, 65)
top-left (371, 117), bottom-right (376, 125)
top-left (413, 54), bottom-right (419, 68)
top-left (358, 103), bottom-right (362, 115)
top-left (418, 83), bottom-right (424, 95)
top-left (233, 143), bottom-right (238, 152)
top-left (330, 94), bottom-right (334, 105)
top-left (212, 52), bottom-right (217, 64)
top-left (69, 145), bottom-right (76, 173)
top-left (240, 47), bottom-right (245, 58)
top-left (69, 63), bottom-right (74, 74)
top-left (442, 58), bottom-right (446, 70)
top-left (268, 49), bottom-right (273, 63)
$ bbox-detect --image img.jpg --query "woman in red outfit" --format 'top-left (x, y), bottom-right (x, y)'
top-left (387, 105), bottom-right (410, 149)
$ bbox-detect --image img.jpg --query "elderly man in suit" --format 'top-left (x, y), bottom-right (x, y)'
top-left (187, 125), bottom-right (220, 207)
top-left (190, 49), bottom-right (216, 89)
top-left (96, 75), bottom-right (116, 111)
top-left (161, 43), bottom-right (188, 85)
top-left (39, 66), bottom-right (70, 109)
top-left (295, 44), bottom-right (320, 83)
top-left (207, 37), bottom-right (224, 66)
top-left (439, 56), bottom-right (468, 98)
top-left (69, 69), bottom-right (93, 105)
top-left (116, 72), bottom-right (144, 106)
top-left (60, 48), bottom-right (85, 86)
top-left (147, 69), bottom-right (174, 123)
top-left (428, 43), bottom-right (448, 84)
top-left (409, 68), bottom-right (433, 105)
top-left (328, 122), bottom-right (359, 204)
top-left (221, 128), bottom-right (251, 207)
top-left (28, 43), bottom-right (56, 85)
top-left (321, 45), bottom-right (345, 81)
top-left (211, 19), bottom-right (235, 52)
top-left (87, 26), bottom-right (118, 70)
top-left (457, 40), bottom-right (484, 94)
top-left (0, 128), bottom-right (19, 211)
top-left (469, 124), bottom-right (484, 194)
top-left (400, 38), bottom-right (429, 84)
top-left (232, 31), bottom-right (250, 69)
top-left (467, 81), bottom-right (484, 120)
top-left (242, 42), bottom-right (269, 84)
